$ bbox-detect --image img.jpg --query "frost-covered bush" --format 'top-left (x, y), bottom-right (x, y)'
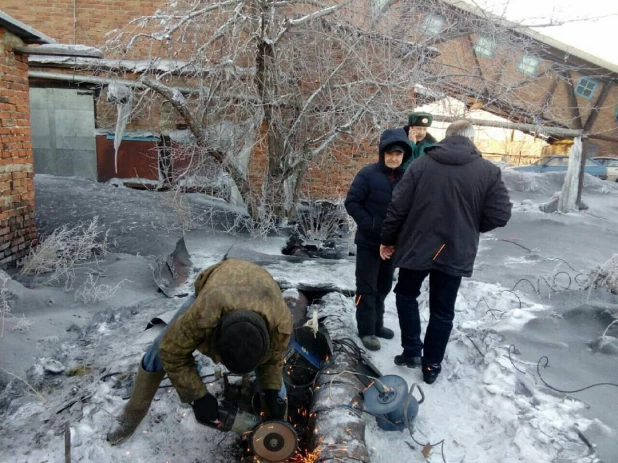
top-left (19, 217), bottom-right (111, 288)
top-left (74, 274), bottom-right (126, 304)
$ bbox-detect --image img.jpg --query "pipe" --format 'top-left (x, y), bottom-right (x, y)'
top-left (28, 70), bottom-right (140, 88)
top-left (431, 115), bottom-right (618, 143)
top-left (431, 114), bottom-right (583, 138)
top-left (28, 70), bottom-right (260, 103)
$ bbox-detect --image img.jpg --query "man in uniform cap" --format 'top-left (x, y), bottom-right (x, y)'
top-left (107, 259), bottom-right (292, 444)
top-left (403, 112), bottom-right (437, 168)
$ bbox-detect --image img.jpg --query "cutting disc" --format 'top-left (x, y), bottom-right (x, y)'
top-left (364, 374), bottom-right (409, 415)
top-left (250, 420), bottom-right (298, 462)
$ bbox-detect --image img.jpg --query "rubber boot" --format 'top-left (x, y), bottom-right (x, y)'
top-left (107, 363), bottom-right (165, 445)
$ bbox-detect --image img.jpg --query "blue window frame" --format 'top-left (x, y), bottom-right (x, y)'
top-left (574, 77), bottom-right (598, 100)
top-left (474, 36), bottom-right (496, 58)
top-left (517, 53), bottom-right (541, 77)
top-left (421, 14), bottom-right (444, 36)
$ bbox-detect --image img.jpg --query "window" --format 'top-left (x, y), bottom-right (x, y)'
top-left (517, 53), bottom-right (541, 77)
top-left (474, 36), bottom-right (496, 58)
top-left (615, 105), bottom-right (618, 121)
top-left (421, 14), bottom-right (444, 36)
top-left (607, 160), bottom-right (618, 167)
top-left (574, 77), bottom-right (598, 100)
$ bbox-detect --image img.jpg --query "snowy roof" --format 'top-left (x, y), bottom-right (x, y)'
top-left (442, 0), bottom-right (618, 74)
top-left (0, 10), bottom-right (55, 44)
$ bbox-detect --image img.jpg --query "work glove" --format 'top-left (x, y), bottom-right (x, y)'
top-left (262, 389), bottom-right (287, 421)
top-left (191, 393), bottom-right (219, 425)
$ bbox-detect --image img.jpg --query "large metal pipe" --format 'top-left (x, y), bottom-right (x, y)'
top-left (431, 114), bottom-right (583, 138)
top-left (431, 114), bottom-right (618, 143)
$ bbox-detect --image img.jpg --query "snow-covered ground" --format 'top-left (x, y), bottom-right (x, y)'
top-left (1, 172), bottom-right (617, 463)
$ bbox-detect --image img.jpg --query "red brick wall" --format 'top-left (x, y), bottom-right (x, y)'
top-left (0, 28), bottom-right (36, 267)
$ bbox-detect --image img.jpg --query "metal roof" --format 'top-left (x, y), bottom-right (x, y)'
top-left (0, 10), bottom-right (55, 44)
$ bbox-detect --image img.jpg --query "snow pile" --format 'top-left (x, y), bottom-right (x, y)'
top-left (361, 279), bottom-right (599, 463)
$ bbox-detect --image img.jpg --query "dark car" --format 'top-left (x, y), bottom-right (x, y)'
top-left (510, 155), bottom-right (607, 180)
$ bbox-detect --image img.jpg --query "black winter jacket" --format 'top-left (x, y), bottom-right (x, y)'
top-left (381, 136), bottom-right (512, 277)
top-left (345, 128), bottom-right (413, 250)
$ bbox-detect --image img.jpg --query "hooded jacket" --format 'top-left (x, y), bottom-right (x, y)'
top-left (345, 128), bottom-right (413, 250)
top-left (381, 136), bottom-right (512, 277)
top-left (158, 259), bottom-right (292, 403)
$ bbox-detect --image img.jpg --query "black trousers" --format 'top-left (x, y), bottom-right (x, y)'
top-left (354, 245), bottom-right (395, 337)
top-left (394, 268), bottom-right (462, 365)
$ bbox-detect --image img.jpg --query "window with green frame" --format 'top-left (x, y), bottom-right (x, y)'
top-left (574, 77), bottom-right (598, 100)
top-left (517, 53), bottom-right (541, 77)
top-left (474, 36), bottom-right (496, 58)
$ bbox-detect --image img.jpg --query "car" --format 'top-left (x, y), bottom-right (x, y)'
top-left (509, 155), bottom-right (607, 180)
top-left (593, 157), bottom-right (618, 182)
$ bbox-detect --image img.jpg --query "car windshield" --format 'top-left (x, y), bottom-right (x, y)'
top-left (533, 157), bottom-right (551, 165)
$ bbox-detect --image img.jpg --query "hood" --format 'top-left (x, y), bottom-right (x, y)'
top-left (425, 136), bottom-right (481, 166)
top-left (378, 128), bottom-right (413, 170)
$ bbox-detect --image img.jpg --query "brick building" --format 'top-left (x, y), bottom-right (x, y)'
top-left (1, 1), bottom-right (617, 202)
top-left (0, 12), bottom-right (53, 267)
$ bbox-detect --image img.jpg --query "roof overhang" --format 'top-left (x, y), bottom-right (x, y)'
top-left (0, 10), bottom-right (55, 44)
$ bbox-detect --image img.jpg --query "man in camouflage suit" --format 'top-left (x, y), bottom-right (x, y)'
top-left (107, 259), bottom-right (293, 444)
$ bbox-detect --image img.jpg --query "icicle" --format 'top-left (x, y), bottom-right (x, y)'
top-left (107, 83), bottom-right (133, 173)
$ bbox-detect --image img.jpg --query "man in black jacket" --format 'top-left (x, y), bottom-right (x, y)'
top-left (380, 121), bottom-right (512, 383)
top-left (345, 128), bottom-right (412, 351)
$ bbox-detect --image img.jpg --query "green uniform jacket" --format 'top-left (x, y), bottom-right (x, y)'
top-left (403, 132), bottom-right (438, 169)
top-left (158, 259), bottom-right (293, 403)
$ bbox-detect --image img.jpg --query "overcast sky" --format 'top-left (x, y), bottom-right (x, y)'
top-left (472, 0), bottom-right (618, 64)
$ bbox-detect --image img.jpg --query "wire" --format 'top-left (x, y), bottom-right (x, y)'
top-left (507, 345), bottom-right (526, 374)
top-left (498, 239), bottom-right (533, 252)
top-left (536, 356), bottom-right (618, 393)
top-left (464, 334), bottom-right (486, 358)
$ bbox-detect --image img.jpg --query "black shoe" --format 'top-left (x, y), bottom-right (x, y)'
top-left (394, 352), bottom-right (422, 369)
top-left (422, 364), bottom-right (441, 384)
top-left (375, 327), bottom-right (394, 339)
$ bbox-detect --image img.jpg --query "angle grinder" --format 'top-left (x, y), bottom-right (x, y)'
top-left (216, 406), bottom-right (298, 462)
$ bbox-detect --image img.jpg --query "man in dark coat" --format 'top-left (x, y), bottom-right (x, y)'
top-left (345, 128), bottom-right (412, 351)
top-left (403, 112), bottom-right (438, 168)
top-left (380, 120), bottom-right (512, 384)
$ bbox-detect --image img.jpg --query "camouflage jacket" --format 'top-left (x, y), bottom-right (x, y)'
top-left (158, 259), bottom-right (292, 403)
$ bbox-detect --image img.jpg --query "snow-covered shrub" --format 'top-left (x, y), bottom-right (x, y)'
top-left (11, 314), bottom-right (33, 333)
top-left (588, 254), bottom-right (618, 294)
top-left (296, 200), bottom-right (347, 242)
top-left (74, 274), bottom-right (126, 304)
top-left (19, 217), bottom-right (111, 288)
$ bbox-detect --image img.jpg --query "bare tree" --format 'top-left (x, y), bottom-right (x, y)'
top-left (99, 0), bottom-right (605, 231)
